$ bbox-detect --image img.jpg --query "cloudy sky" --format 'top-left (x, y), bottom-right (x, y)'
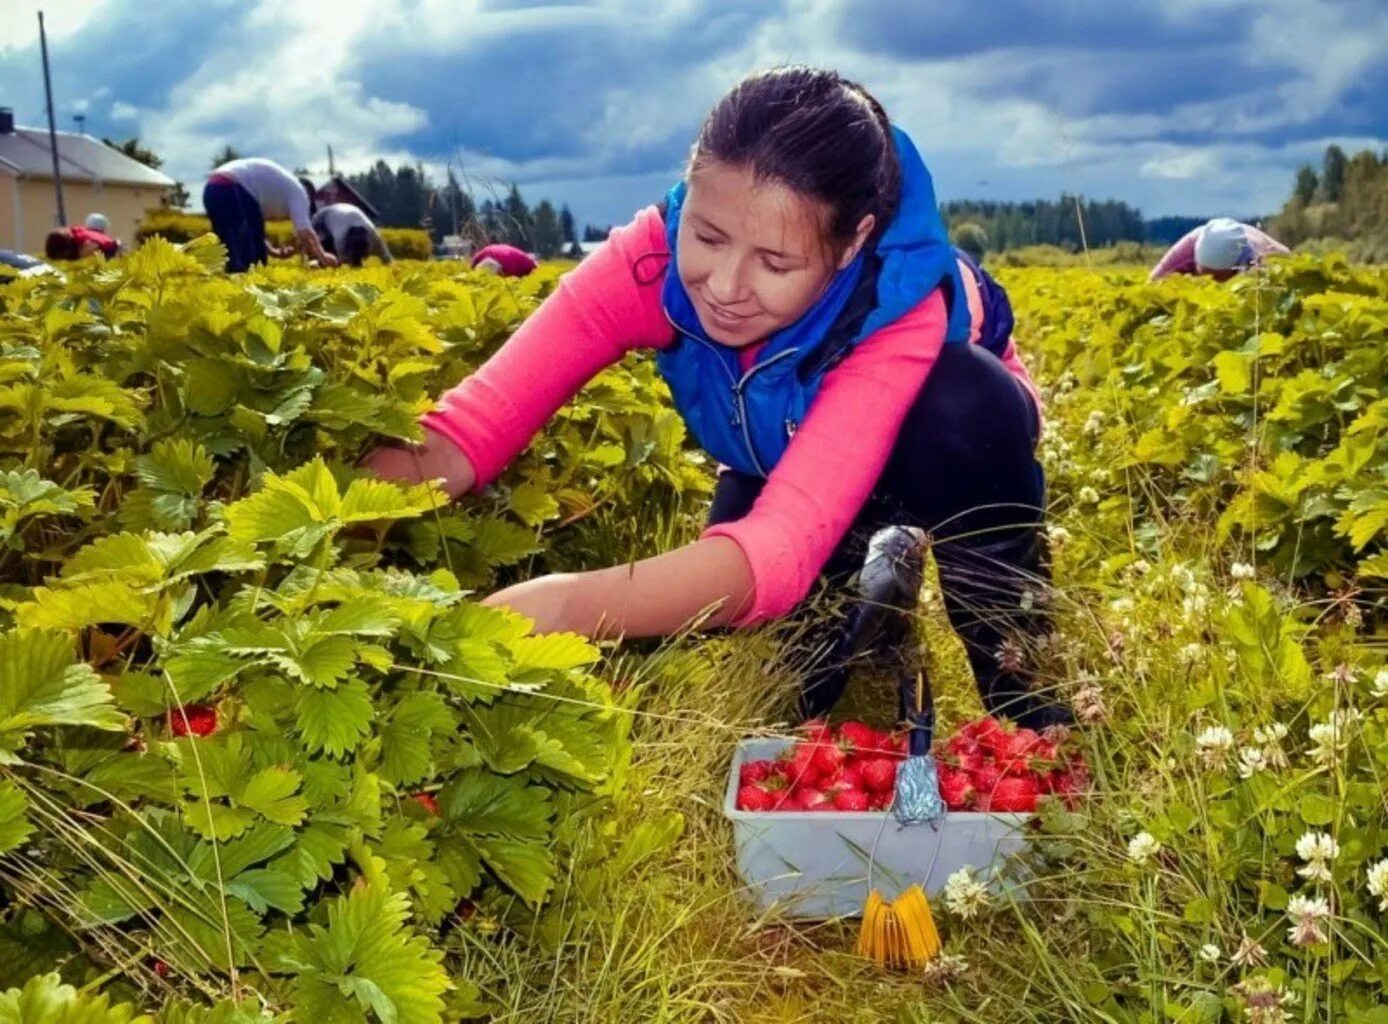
top-left (2, 0), bottom-right (1384, 230)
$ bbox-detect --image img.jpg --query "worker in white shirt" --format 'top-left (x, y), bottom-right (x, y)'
top-left (312, 203), bottom-right (393, 266)
top-left (203, 157), bottom-right (338, 272)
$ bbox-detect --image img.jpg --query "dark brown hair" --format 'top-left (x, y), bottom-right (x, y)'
top-left (44, 229), bottom-right (79, 261)
top-left (689, 66), bottom-right (900, 255)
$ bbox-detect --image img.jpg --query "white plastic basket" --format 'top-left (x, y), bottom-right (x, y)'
top-left (723, 737), bottom-right (1031, 919)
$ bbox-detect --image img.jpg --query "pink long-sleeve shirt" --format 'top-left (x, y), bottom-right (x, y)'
top-left (1148, 223), bottom-right (1290, 281)
top-left (423, 206), bottom-right (1041, 627)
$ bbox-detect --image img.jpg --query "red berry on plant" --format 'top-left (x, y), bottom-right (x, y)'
top-left (169, 703), bottom-right (217, 738)
top-left (410, 792), bottom-right (439, 815)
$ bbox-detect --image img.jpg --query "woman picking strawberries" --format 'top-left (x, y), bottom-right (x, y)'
top-left (367, 66), bottom-right (1068, 730)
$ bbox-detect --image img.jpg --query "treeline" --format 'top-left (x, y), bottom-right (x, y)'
top-left (941, 196), bottom-right (1146, 252)
top-left (342, 161), bottom-right (586, 258)
top-left (1270, 145), bottom-right (1388, 262)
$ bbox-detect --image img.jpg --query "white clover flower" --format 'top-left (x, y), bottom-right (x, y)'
top-left (1178, 643), bottom-right (1205, 666)
top-left (1045, 524), bottom-right (1072, 547)
top-left (1078, 486), bottom-right (1100, 506)
top-left (920, 953), bottom-right (969, 986)
top-left (1253, 722), bottom-right (1290, 769)
top-left (1083, 409), bottom-right (1105, 436)
top-left (1074, 683), bottom-right (1110, 725)
top-left (1285, 894), bottom-right (1331, 947)
top-left (1197, 943), bottom-right (1221, 963)
top-left (1295, 831), bottom-right (1339, 882)
top-left (1109, 596), bottom-right (1135, 614)
top-left (1181, 587), bottom-right (1210, 617)
top-left (1127, 832), bottom-right (1160, 865)
top-left (1366, 858), bottom-right (1388, 912)
top-left (1231, 978), bottom-right (1293, 1024)
top-left (1371, 669), bottom-right (1388, 700)
top-left (1195, 725), bottom-right (1235, 769)
top-left (942, 866), bottom-right (990, 919)
top-left (1127, 558), bottom-right (1152, 577)
top-left (1308, 709), bottom-right (1357, 766)
top-left (1169, 563), bottom-right (1198, 592)
top-left (1236, 746), bottom-right (1268, 778)
top-left (1230, 561), bottom-right (1256, 580)
top-left (1323, 663), bottom-right (1357, 687)
top-left (1253, 722), bottom-right (1288, 744)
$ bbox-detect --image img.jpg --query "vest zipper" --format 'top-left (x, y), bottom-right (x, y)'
top-left (663, 308), bottom-right (799, 478)
top-left (731, 346), bottom-right (800, 477)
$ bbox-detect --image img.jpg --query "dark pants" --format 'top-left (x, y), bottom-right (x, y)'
top-left (709, 341), bottom-right (1066, 728)
top-left (203, 179), bottom-right (267, 273)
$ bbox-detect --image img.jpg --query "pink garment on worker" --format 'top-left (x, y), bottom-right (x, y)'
top-left (423, 206), bottom-right (1044, 627)
top-left (1148, 223), bottom-right (1289, 281)
top-left (472, 244), bottom-right (538, 277)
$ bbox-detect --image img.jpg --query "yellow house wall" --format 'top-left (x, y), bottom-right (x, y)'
top-left (0, 174), bottom-right (168, 253)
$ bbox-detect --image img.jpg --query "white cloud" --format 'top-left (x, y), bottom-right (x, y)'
top-left (1141, 150), bottom-right (1219, 180)
top-left (110, 101), bottom-right (139, 122)
top-left (0, 0), bottom-right (115, 54)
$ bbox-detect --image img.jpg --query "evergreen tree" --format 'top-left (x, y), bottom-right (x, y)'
top-left (1294, 165), bottom-right (1319, 205)
top-left (559, 204), bottom-right (577, 245)
top-left (501, 183), bottom-right (533, 248)
top-left (209, 145), bottom-right (242, 171)
top-left (102, 137), bottom-right (162, 169)
top-left (1319, 145), bottom-right (1348, 203)
top-left (531, 200), bottom-right (564, 258)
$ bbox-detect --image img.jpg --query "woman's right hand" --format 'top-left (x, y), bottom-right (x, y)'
top-left (360, 426), bottom-right (477, 499)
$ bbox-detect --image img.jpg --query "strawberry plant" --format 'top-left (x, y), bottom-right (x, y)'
top-left (0, 238), bottom-right (712, 1021)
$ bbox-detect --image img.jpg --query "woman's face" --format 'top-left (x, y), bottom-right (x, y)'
top-left (677, 161), bottom-right (870, 347)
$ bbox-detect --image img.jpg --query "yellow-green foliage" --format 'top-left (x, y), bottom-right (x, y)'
top-left (136, 209), bottom-right (434, 260)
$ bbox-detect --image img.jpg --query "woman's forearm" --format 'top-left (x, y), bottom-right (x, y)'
top-left (484, 536), bottom-right (756, 639)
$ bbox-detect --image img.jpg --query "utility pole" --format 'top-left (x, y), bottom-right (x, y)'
top-left (73, 113), bottom-right (85, 134)
top-left (39, 11), bottom-right (67, 225)
top-left (327, 144), bottom-right (335, 177)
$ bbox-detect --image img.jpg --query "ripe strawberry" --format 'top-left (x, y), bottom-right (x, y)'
top-left (858, 758), bottom-right (898, 794)
top-left (943, 743), bottom-right (987, 773)
top-left (947, 733), bottom-right (982, 757)
top-left (989, 776), bottom-right (1040, 813)
top-left (169, 703), bottom-right (217, 738)
top-left (971, 764), bottom-right (1003, 798)
top-left (798, 787), bottom-right (830, 811)
top-left (151, 958), bottom-right (169, 979)
top-left (837, 721), bottom-right (879, 753)
top-left (868, 789), bottom-right (893, 811)
top-left (1051, 769), bottom-right (1090, 808)
top-left (455, 898), bottom-right (477, 922)
top-left (737, 784), bottom-right (776, 812)
top-left (410, 792), bottom-right (439, 815)
top-left (740, 759), bottom-right (774, 786)
top-left (777, 792), bottom-right (804, 811)
top-left (937, 767), bottom-right (975, 810)
top-left (811, 741), bottom-right (846, 777)
top-left (840, 762), bottom-right (865, 790)
top-left (832, 788), bottom-right (871, 812)
top-left (780, 745), bottom-right (821, 788)
top-left (963, 716), bottom-right (1006, 747)
top-left (799, 717), bottom-right (834, 743)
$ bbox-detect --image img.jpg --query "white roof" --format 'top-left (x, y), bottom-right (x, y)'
top-left (0, 126), bottom-right (174, 187)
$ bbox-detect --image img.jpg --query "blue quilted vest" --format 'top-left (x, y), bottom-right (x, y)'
top-left (656, 126), bottom-right (972, 477)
